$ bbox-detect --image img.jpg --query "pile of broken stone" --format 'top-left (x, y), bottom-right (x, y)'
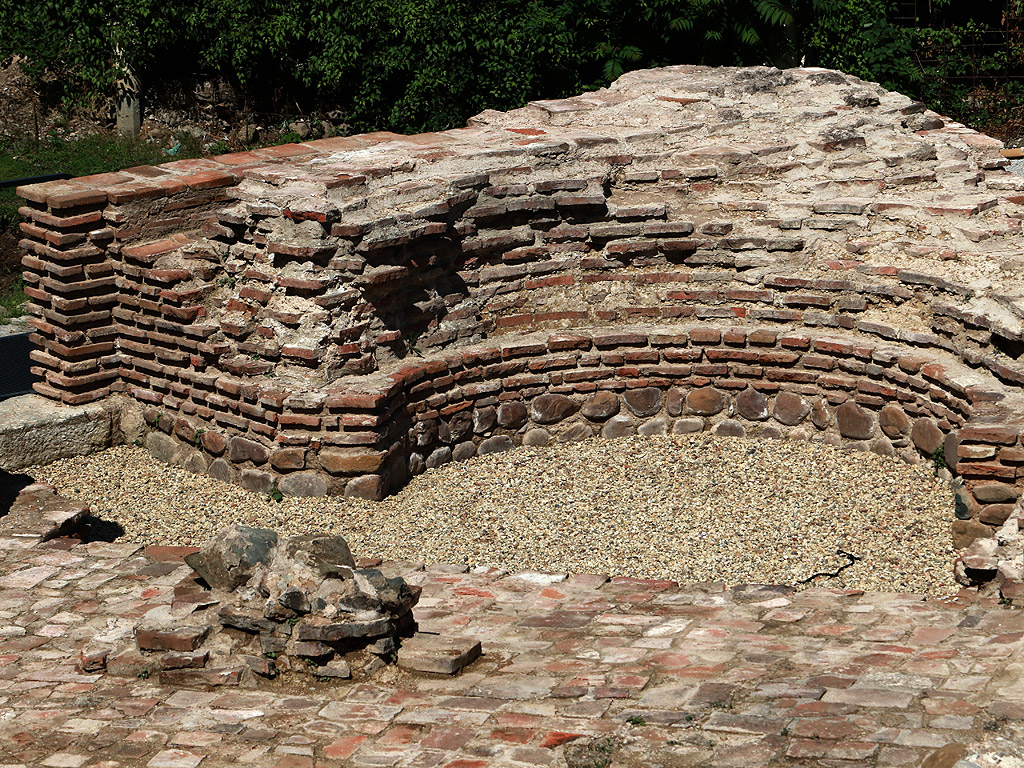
top-left (130, 524), bottom-right (424, 685)
top-left (956, 499), bottom-right (1024, 604)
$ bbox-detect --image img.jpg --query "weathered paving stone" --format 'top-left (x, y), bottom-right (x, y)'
top-left (452, 441), bottom-right (477, 461)
top-left (530, 394), bottom-right (580, 424)
top-left (559, 423), bottom-right (593, 442)
top-left (473, 406), bottom-right (497, 433)
top-left (811, 398), bottom-right (832, 429)
top-left (397, 634), bottom-right (482, 675)
top-left (184, 525), bottom-right (278, 590)
top-left (136, 625), bottom-right (210, 652)
top-left (637, 417), bottom-right (669, 436)
top-left (522, 428), bottom-right (551, 446)
top-left (497, 402), bottom-right (528, 428)
top-left (735, 388), bottom-right (769, 421)
top-left (0, 508), bottom-right (1022, 767)
top-left (879, 405), bottom-right (911, 438)
top-left (146, 431), bottom-right (181, 465)
top-left (713, 419), bottom-right (746, 438)
top-left (477, 435), bottom-right (514, 455)
top-left (228, 436), bottom-right (269, 465)
top-left (278, 475), bottom-right (329, 499)
top-left (773, 392), bottom-right (810, 425)
top-left (672, 417), bottom-right (704, 434)
top-left (602, 415), bottom-right (636, 438)
top-left (447, 411), bottom-right (473, 443)
top-left (836, 401), bottom-right (875, 440)
top-left (208, 458), bottom-right (235, 483)
top-left (666, 388), bottom-right (684, 417)
top-left (974, 484), bottom-right (1017, 503)
top-left (686, 387), bottom-right (724, 416)
top-left (183, 451), bottom-right (208, 474)
top-left (240, 469), bottom-right (274, 494)
top-left (581, 391), bottom-right (620, 421)
top-left (912, 417), bottom-right (944, 455)
top-left (425, 447), bottom-right (452, 469)
top-left (344, 474), bottom-right (383, 500)
top-left (623, 387), bottom-right (662, 417)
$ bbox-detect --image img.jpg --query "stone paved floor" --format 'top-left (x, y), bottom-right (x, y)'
top-left (2, 532), bottom-right (1024, 767)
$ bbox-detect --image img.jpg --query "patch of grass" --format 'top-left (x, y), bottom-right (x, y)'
top-left (0, 275), bottom-right (27, 324)
top-left (0, 131), bottom-right (203, 238)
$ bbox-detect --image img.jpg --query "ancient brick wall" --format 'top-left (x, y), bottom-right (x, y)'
top-left (16, 65), bottom-right (1024, 543)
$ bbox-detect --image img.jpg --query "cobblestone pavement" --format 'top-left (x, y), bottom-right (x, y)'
top-left (2, 530), bottom-right (1024, 767)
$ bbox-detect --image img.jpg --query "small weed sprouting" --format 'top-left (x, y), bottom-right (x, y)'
top-left (287, 616), bottom-right (300, 626)
top-left (1000, 596), bottom-right (1015, 608)
top-left (626, 715), bottom-right (647, 726)
top-left (133, 439), bottom-right (142, 447)
top-left (218, 275), bottom-right (236, 289)
top-left (136, 668), bottom-right (150, 680)
top-left (263, 651), bottom-right (277, 659)
top-left (192, 428), bottom-right (205, 445)
top-left (931, 444), bottom-right (946, 475)
top-left (268, 488), bottom-right (284, 503)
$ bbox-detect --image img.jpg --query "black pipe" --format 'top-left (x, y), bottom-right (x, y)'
top-left (0, 173), bottom-right (74, 190)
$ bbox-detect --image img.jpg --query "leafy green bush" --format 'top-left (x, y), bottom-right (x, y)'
top-left (0, 0), bottom-right (837, 135)
top-left (2, 1), bottom-right (1021, 140)
top-left (810, 0), bottom-right (1024, 140)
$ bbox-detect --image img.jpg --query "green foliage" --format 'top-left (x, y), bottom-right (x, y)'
top-left (0, 275), bottom-right (26, 323)
top-left (808, 0), bottom-right (1024, 139)
top-left (0, 0), bottom-right (842, 135)
top-left (3, 1), bottom-right (1022, 142)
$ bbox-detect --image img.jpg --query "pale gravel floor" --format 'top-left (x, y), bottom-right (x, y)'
top-left (33, 434), bottom-right (958, 595)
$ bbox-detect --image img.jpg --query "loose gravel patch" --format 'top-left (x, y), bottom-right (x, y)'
top-left (33, 434), bottom-right (958, 594)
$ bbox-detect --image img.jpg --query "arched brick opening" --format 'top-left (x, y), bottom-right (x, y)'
top-left (16, 65), bottom-right (1024, 548)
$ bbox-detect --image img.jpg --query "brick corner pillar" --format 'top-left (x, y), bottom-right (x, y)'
top-left (16, 180), bottom-right (120, 405)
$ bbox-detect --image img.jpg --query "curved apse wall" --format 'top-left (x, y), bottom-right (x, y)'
top-left (16, 66), bottom-right (1024, 548)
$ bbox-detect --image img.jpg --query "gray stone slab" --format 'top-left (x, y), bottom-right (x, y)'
top-left (0, 394), bottom-right (113, 471)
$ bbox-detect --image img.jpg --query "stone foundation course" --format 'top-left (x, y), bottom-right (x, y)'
top-left (16, 64), bottom-right (1024, 545)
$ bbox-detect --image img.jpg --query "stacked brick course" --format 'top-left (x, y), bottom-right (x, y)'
top-left (17, 65), bottom-right (1024, 543)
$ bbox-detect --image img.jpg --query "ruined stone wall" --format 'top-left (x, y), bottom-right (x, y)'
top-left (16, 65), bottom-right (1024, 542)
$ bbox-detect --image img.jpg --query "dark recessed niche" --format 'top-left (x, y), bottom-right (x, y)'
top-left (992, 333), bottom-right (1024, 361)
